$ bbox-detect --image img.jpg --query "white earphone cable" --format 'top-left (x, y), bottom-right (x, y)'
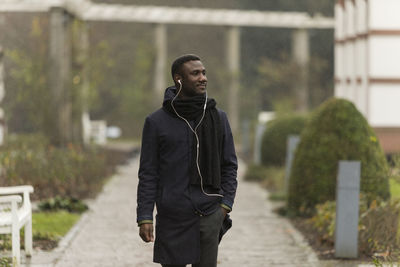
top-left (171, 81), bottom-right (223, 198)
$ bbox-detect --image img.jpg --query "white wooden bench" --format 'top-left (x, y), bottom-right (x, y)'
top-left (0, 186), bottom-right (34, 266)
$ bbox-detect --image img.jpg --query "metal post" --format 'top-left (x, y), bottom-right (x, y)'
top-left (0, 45), bottom-right (5, 145)
top-left (335, 160), bottom-right (360, 258)
top-left (49, 6), bottom-right (72, 145)
top-left (154, 23), bottom-right (167, 104)
top-left (292, 28), bottom-right (309, 112)
top-left (253, 112), bottom-right (275, 164)
top-left (284, 135), bottom-right (300, 195)
top-left (226, 26), bottom-right (240, 135)
top-left (253, 123), bottom-right (266, 165)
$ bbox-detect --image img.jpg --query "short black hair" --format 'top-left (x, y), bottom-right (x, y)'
top-left (171, 54), bottom-right (201, 79)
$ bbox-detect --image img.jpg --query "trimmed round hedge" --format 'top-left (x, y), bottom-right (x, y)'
top-left (261, 115), bottom-right (307, 166)
top-left (287, 98), bottom-right (390, 216)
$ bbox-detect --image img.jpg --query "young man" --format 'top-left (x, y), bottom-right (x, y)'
top-left (137, 54), bottom-right (238, 267)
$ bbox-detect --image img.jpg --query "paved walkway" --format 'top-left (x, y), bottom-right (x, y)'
top-left (54, 158), bottom-right (153, 267)
top-left (218, 162), bottom-right (319, 267)
top-left (21, 156), bottom-right (373, 267)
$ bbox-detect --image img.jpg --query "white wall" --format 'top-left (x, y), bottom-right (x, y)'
top-left (335, 0), bottom-right (400, 127)
top-left (369, 0), bottom-right (400, 30)
top-left (369, 84), bottom-right (400, 127)
top-left (369, 36), bottom-right (400, 78)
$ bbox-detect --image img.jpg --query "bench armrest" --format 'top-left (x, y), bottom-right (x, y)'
top-left (0, 186), bottom-right (34, 195)
top-left (0, 186), bottom-right (34, 209)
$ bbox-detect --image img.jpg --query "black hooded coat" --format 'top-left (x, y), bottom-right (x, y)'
top-left (137, 86), bottom-right (238, 265)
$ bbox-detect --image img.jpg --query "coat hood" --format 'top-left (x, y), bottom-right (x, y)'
top-left (163, 86), bottom-right (178, 105)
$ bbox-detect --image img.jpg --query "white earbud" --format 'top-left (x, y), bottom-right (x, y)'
top-left (204, 91), bottom-right (207, 110)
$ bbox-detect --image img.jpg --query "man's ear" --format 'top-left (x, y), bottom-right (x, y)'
top-left (174, 74), bottom-right (182, 84)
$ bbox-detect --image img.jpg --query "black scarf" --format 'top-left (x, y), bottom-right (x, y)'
top-left (163, 92), bottom-right (222, 190)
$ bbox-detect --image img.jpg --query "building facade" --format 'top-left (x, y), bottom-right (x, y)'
top-left (335, 0), bottom-right (400, 153)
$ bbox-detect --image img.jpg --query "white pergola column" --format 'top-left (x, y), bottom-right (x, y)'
top-left (292, 28), bottom-right (309, 112)
top-left (334, 1), bottom-right (345, 99)
top-left (154, 23), bottom-right (167, 104)
top-left (77, 21), bottom-right (91, 145)
top-left (49, 6), bottom-right (72, 145)
top-left (344, 0), bottom-right (356, 104)
top-left (0, 45), bottom-right (5, 145)
top-left (226, 26), bottom-right (240, 135)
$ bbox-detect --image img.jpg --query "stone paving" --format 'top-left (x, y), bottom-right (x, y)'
top-left (19, 156), bottom-right (374, 267)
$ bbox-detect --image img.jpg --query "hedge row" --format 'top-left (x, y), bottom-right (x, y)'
top-left (261, 115), bottom-right (307, 167)
top-left (0, 134), bottom-right (132, 200)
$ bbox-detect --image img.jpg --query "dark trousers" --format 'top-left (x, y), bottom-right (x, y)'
top-left (162, 208), bottom-right (225, 267)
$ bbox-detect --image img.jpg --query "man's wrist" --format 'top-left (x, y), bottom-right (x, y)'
top-left (220, 203), bottom-right (232, 213)
top-left (138, 220), bottom-right (153, 226)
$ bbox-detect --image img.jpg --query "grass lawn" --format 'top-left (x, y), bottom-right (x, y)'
top-left (390, 178), bottom-right (400, 200)
top-left (389, 178), bottom-right (400, 244)
top-left (32, 211), bottom-right (80, 240)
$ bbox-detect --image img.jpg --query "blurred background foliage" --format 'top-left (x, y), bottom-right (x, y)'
top-left (0, 0), bottom-right (336, 254)
top-left (4, 17), bottom-right (50, 135)
top-left (3, 1), bottom-right (400, 259)
top-left (0, 0), bottom-right (334, 141)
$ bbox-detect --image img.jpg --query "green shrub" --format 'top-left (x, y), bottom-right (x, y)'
top-left (308, 201), bottom-right (336, 242)
top-left (38, 197), bottom-right (88, 213)
top-left (261, 115), bottom-right (307, 166)
top-left (244, 164), bottom-right (269, 182)
top-left (288, 98), bottom-right (390, 216)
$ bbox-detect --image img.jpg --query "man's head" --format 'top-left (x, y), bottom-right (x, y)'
top-left (171, 54), bottom-right (207, 98)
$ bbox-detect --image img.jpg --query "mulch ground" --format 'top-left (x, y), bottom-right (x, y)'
top-left (0, 239), bottom-right (58, 253)
top-left (290, 217), bottom-right (337, 260)
top-left (33, 239), bottom-right (58, 250)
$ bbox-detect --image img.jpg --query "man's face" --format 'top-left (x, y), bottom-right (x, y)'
top-left (179, 60), bottom-right (207, 98)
